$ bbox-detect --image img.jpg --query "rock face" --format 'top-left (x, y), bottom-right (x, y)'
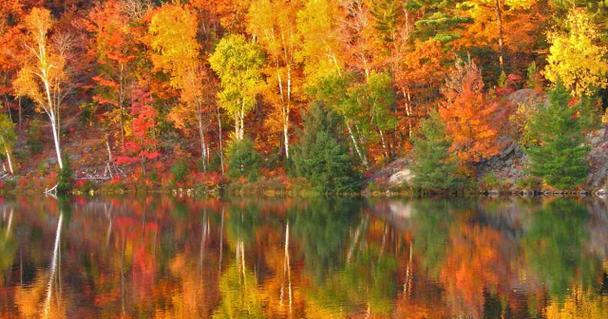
top-left (388, 168), bottom-right (414, 186)
top-left (477, 141), bottom-right (527, 189)
top-left (367, 158), bottom-right (414, 188)
top-left (587, 128), bottom-right (608, 188)
top-left (505, 88), bottom-right (547, 107)
top-left (366, 89), bottom-right (608, 192)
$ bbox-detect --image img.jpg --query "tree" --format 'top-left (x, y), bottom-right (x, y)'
top-left (292, 102), bottom-right (362, 193)
top-left (0, 2), bottom-right (27, 130)
top-left (411, 110), bottom-right (462, 191)
top-left (544, 8), bottom-right (608, 97)
top-left (209, 34), bottom-right (265, 141)
top-left (0, 113), bottom-right (16, 174)
top-left (349, 71), bottom-right (397, 160)
top-left (247, 0), bottom-right (302, 158)
top-left (225, 137), bottom-right (261, 181)
top-left (149, 3), bottom-right (214, 169)
top-left (439, 59), bottom-right (505, 164)
top-left (13, 8), bottom-right (70, 171)
top-left (85, 0), bottom-right (138, 146)
top-left (457, 0), bottom-right (541, 74)
top-left (394, 39), bottom-right (453, 139)
top-left (116, 87), bottom-right (160, 170)
top-left (523, 83), bottom-right (590, 190)
top-left (296, 0), bottom-right (343, 84)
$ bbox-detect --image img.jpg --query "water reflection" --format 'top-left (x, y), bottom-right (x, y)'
top-left (0, 196), bottom-right (606, 318)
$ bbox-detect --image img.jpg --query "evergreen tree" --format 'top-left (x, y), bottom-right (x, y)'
top-left (523, 83), bottom-right (590, 190)
top-left (411, 110), bottom-right (462, 191)
top-left (226, 137), bottom-right (261, 181)
top-left (292, 102), bottom-right (362, 194)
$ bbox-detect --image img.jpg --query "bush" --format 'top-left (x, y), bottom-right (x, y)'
top-left (523, 83), bottom-right (590, 190)
top-left (171, 159), bottom-right (188, 184)
top-left (292, 102), bottom-right (362, 194)
top-left (27, 119), bottom-right (43, 155)
top-left (481, 172), bottom-right (501, 190)
top-left (410, 110), bottom-right (464, 191)
top-left (226, 137), bottom-right (261, 181)
top-left (515, 176), bottom-right (542, 190)
top-left (57, 157), bottom-right (73, 194)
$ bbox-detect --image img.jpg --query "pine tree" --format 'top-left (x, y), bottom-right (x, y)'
top-left (411, 110), bottom-right (462, 191)
top-left (226, 137), bottom-right (261, 181)
top-left (523, 83), bottom-right (590, 190)
top-left (292, 102), bottom-right (362, 194)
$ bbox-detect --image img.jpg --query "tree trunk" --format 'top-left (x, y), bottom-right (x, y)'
top-left (18, 97), bottom-right (22, 131)
top-left (346, 122), bottom-right (368, 168)
top-left (217, 106), bottom-right (225, 174)
top-left (49, 112), bottom-right (64, 170)
top-left (4, 145), bottom-right (14, 175)
top-left (119, 64), bottom-right (126, 146)
top-left (494, 0), bottom-right (505, 71)
top-left (239, 106), bottom-right (245, 141)
top-left (197, 113), bottom-right (207, 171)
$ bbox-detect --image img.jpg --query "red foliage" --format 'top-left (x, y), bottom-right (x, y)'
top-left (116, 87), bottom-right (160, 166)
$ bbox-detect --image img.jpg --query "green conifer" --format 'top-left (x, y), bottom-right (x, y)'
top-left (292, 102), bottom-right (362, 193)
top-left (411, 110), bottom-right (462, 191)
top-left (523, 83), bottom-right (590, 190)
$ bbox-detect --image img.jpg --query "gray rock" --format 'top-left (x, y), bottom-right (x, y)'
top-left (388, 168), bottom-right (415, 186)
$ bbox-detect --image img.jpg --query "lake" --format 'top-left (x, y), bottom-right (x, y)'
top-left (0, 196), bottom-right (606, 318)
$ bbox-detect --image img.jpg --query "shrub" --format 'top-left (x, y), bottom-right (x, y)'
top-left (411, 110), bottom-right (463, 191)
top-left (481, 172), bottom-right (501, 190)
top-left (226, 137), bottom-right (261, 181)
top-left (523, 83), bottom-right (590, 190)
top-left (171, 159), bottom-right (188, 184)
top-left (57, 157), bottom-right (73, 194)
top-left (515, 176), bottom-right (542, 190)
top-left (27, 119), bottom-right (43, 155)
top-left (292, 102), bottom-right (362, 194)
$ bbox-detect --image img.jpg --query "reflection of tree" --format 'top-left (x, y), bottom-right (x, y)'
top-left (212, 261), bottom-right (264, 319)
top-left (306, 247), bottom-right (397, 318)
top-left (291, 199), bottom-right (361, 282)
top-left (439, 224), bottom-right (507, 319)
top-left (225, 203), bottom-right (259, 251)
top-left (411, 200), bottom-right (454, 278)
top-left (523, 199), bottom-right (600, 300)
top-left (0, 207), bottom-right (16, 285)
top-left (546, 285), bottom-right (608, 319)
top-left (15, 211), bottom-right (66, 319)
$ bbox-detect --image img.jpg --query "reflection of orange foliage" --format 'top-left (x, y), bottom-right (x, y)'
top-left (439, 224), bottom-right (505, 319)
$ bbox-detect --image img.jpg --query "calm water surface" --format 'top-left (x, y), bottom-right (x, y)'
top-left (0, 196), bottom-right (607, 318)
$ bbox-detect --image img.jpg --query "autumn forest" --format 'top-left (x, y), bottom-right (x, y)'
top-left (1, 0), bottom-right (608, 193)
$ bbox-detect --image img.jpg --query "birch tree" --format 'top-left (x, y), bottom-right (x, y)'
top-left (209, 34), bottom-right (264, 141)
top-left (149, 3), bottom-right (213, 169)
top-left (13, 8), bottom-right (69, 170)
top-left (247, 0), bottom-right (302, 158)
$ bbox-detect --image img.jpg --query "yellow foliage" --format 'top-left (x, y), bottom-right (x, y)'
top-left (544, 9), bottom-right (608, 97)
top-left (546, 286), bottom-right (608, 319)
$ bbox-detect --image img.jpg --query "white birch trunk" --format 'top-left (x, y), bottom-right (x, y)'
top-left (49, 112), bottom-right (64, 170)
top-left (346, 122), bottom-right (368, 168)
top-left (4, 145), bottom-right (14, 175)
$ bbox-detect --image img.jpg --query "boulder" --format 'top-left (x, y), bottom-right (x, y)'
top-left (388, 168), bottom-right (415, 187)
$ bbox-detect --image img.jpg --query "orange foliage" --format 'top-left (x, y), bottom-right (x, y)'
top-left (439, 224), bottom-right (508, 319)
top-left (439, 60), bottom-right (506, 164)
